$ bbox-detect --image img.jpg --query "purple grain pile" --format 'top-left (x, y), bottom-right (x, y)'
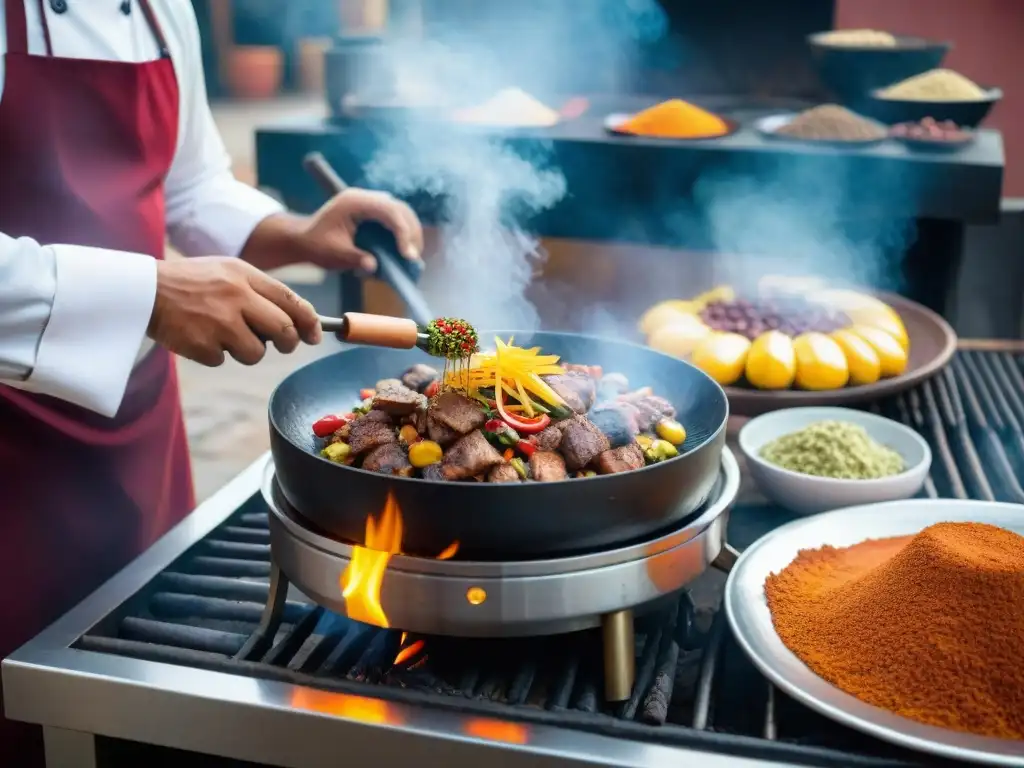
top-left (699, 298), bottom-right (850, 341)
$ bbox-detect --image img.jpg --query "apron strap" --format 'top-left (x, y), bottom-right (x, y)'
top-left (136, 0), bottom-right (170, 58)
top-left (4, 0), bottom-right (30, 55)
top-left (33, 0), bottom-right (54, 56)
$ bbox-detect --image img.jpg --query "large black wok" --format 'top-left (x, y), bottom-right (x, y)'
top-left (269, 331), bottom-right (728, 559)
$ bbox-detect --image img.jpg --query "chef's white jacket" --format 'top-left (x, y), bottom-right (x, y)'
top-left (0, 0), bottom-right (285, 417)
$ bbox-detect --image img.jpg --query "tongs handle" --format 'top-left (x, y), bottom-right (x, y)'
top-left (302, 152), bottom-right (433, 327)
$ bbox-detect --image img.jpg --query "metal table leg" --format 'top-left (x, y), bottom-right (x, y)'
top-left (43, 727), bottom-right (97, 768)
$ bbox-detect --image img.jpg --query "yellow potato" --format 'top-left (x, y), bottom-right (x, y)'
top-left (638, 301), bottom-right (700, 336)
top-left (691, 332), bottom-right (751, 386)
top-left (648, 319), bottom-right (712, 358)
top-left (808, 289), bottom-right (910, 352)
top-left (792, 332), bottom-right (850, 390)
top-left (850, 325), bottom-right (908, 378)
top-left (831, 328), bottom-right (882, 386)
top-left (745, 331), bottom-right (797, 390)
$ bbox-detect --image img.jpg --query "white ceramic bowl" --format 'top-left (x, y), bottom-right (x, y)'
top-left (737, 407), bottom-right (932, 515)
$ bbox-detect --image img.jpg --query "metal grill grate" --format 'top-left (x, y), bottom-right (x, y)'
top-left (76, 350), bottom-right (1024, 768)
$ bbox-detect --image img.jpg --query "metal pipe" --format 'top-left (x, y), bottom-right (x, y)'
top-left (602, 609), bottom-right (635, 702)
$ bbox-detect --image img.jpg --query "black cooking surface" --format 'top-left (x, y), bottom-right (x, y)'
top-left (77, 351), bottom-right (1024, 768)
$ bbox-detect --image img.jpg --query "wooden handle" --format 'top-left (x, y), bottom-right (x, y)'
top-left (340, 312), bottom-right (419, 349)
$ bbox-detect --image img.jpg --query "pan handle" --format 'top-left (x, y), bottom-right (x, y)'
top-left (302, 152), bottom-right (433, 328)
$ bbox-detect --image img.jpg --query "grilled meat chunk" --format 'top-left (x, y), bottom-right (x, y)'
top-left (347, 415), bottom-right (397, 455)
top-left (534, 425), bottom-right (563, 451)
top-left (441, 430), bottom-right (503, 481)
top-left (430, 392), bottom-right (486, 435)
top-left (543, 372), bottom-right (596, 414)
top-left (373, 383), bottom-right (426, 416)
top-left (426, 411), bottom-right (460, 446)
top-left (588, 404), bottom-right (639, 448)
top-left (595, 442), bottom-right (645, 475)
top-left (360, 409), bottom-right (394, 423)
top-left (557, 415), bottom-right (610, 471)
top-left (362, 443), bottom-right (413, 476)
top-left (529, 451), bottom-right (567, 482)
top-left (487, 463), bottom-right (521, 483)
top-left (401, 363), bottom-right (440, 393)
top-left (631, 395), bottom-right (676, 432)
top-left (421, 462), bottom-right (445, 482)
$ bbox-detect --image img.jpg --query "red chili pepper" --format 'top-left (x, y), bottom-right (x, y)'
top-left (503, 448), bottom-right (515, 461)
top-left (359, 388), bottom-right (376, 401)
top-left (424, 380), bottom-right (440, 399)
top-left (501, 412), bottom-right (551, 435)
top-left (484, 419), bottom-right (504, 433)
top-left (517, 437), bottom-right (538, 458)
top-left (312, 413), bottom-right (352, 438)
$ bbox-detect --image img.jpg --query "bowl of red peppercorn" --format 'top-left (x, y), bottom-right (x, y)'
top-left (890, 117), bottom-right (975, 152)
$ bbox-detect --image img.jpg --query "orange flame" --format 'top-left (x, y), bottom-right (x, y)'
top-left (340, 494), bottom-right (403, 627)
top-left (340, 493), bottom-right (460, 628)
top-left (393, 639), bottom-right (426, 667)
top-left (436, 540), bottom-right (460, 560)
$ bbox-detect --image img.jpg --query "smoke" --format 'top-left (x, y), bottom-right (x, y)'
top-left (355, 1), bottom-right (668, 332)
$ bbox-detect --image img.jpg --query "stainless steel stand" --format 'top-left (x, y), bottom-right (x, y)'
top-left (43, 727), bottom-right (97, 768)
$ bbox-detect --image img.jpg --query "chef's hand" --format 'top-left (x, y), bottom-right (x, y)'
top-left (148, 257), bottom-right (322, 367)
top-left (300, 188), bottom-right (424, 272)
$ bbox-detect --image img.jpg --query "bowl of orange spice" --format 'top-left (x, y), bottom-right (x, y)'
top-left (725, 499), bottom-right (1024, 765)
top-left (604, 99), bottom-right (738, 141)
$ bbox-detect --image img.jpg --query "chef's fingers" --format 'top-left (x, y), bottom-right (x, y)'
top-left (221, 318), bottom-right (267, 366)
top-left (247, 272), bottom-right (323, 346)
top-left (243, 295), bottom-right (301, 354)
top-left (354, 193), bottom-right (422, 261)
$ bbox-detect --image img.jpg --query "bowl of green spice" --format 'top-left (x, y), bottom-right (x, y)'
top-left (738, 407), bottom-right (931, 515)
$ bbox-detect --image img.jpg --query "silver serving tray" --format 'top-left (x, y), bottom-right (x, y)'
top-left (724, 499), bottom-right (1024, 766)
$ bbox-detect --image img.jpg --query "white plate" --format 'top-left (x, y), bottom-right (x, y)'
top-left (725, 499), bottom-right (1024, 766)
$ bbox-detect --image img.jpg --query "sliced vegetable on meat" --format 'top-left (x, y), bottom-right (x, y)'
top-left (309, 337), bottom-right (688, 483)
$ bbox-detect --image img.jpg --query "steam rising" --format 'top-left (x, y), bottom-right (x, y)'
top-left (358, 1), bottom-right (668, 332)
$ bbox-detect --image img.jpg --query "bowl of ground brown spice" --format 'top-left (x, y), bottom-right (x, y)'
top-left (725, 499), bottom-right (1024, 765)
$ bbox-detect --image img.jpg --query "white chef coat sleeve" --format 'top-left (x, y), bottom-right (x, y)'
top-left (162, 6), bottom-right (284, 259)
top-left (0, 232), bottom-right (157, 417)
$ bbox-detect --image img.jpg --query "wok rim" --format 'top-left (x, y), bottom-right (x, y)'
top-left (268, 329), bottom-right (730, 489)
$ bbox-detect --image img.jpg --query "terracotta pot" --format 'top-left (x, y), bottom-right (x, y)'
top-left (297, 37), bottom-right (331, 94)
top-left (225, 46), bottom-right (283, 100)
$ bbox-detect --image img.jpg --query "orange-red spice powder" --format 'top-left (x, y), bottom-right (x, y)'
top-left (765, 522), bottom-right (1024, 740)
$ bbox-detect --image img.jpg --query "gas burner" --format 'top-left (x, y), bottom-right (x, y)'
top-left (252, 447), bottom-right (740, 702)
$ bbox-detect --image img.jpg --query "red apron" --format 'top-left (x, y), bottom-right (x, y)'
top-left (0, 0), bottom-right (194, 761)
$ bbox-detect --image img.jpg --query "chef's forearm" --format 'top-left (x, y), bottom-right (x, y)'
top-left (0, 232), bottom-right (155, 417)
top-left (238, 212), bottom-right (316, 272)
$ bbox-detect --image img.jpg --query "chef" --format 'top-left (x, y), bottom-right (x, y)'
top-left (0, 0), bottom-right (423, 760)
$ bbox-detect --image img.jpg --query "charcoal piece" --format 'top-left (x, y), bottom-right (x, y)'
top-left (674, 648), bottom-right (704, 696)
top-left (386, 667), bottom-right (461, 696)
top-left (546, 656), bottom-right (579, 711)
top-left (640, 641), bottom-right (680, 725)
top-left (458, 668), bottom-right (481, 698)
top-left (348, 630), bottom-right (402, 683)
top-left (506, 661), bottom-right (537, 705)
top-left (574, 679), bottom-right (598, 713)
top-left (475, 673), bottom-right (508, 703)
top-left (120, 617), bottom-right (246, 657)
